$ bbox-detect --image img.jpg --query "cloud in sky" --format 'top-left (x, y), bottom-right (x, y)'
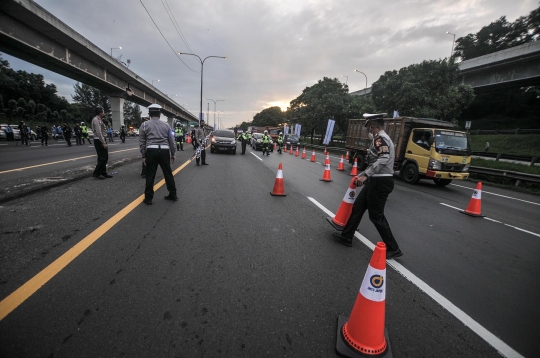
top-left (2, 0), bottom-right (537, 128)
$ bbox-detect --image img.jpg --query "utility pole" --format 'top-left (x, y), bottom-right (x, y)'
top-left (207, 103), bottom-right (210, 125)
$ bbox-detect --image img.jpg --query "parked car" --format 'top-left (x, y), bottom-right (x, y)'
top-left (250, 133), bottom-right (273, 152)
top-left (283, 134), bottom-right (300, 149)
top-left (210, 129), bottom-right (237, 154)
top-left (0, 124), bottom-right (14, 140)
top-left (113, 130), bottom-right (119, 137)
top-left (131, 129), bottom-right (139, 136)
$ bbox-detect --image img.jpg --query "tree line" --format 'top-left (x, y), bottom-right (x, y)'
top-left (0, 55), bottom-right (142, 128)
top-left (244, 4), bottom-right (540, 138)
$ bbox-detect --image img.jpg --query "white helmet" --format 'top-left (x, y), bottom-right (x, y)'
top-left (279, 132), bottom-right (283, 135)
top-left (81, 122), bottom-right (85, 126)
top-left (264, 130), bottom-right (268, 134)
top-left (148, 103), bottom-right (162, 110)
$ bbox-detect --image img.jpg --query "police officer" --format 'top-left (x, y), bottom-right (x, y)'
top-left (195, 119), bottom-right (208, 165)
top-left (331, 113), bottom-right (403, 259)
top-left (120, 124), bottom-right (127, 143)
top-left (246, 131), bottom-right (252, 147)
top-left (238, 131), bottom-right (248, 154)
top-left (261, 130), bottom-right (271, 156)
top-left (140, 115), bottom-right (150, 178)
top-left (174, 123), bottom-right (184, 151)
top-left (80, 122), bottom-right (92, 144)
top-left (277, 131), bottom-right (283, 154)
top-left (139, 104), bottom-right (177, 205)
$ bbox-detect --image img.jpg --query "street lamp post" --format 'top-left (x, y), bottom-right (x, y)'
top-left (152, 79), bottom-right (160, 87)
top-left (178, 52), bottom-right (227, 124)
top-left (207, 98), bottom-right (224, 129)
top-left (446, 32), bottom-right (456, 58)
top-left (341, 75), bottom-right (348, 85)
top-left (354, 69), bottom-right (368, 91)
top-left (110, 46), bottom-right (122, 57)
top-left (217, 111), bottom-right (223, 129)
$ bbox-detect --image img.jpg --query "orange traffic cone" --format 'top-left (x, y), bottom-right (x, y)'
top-left (301, 147), bottom-right (307, 159)
top-left (336, 242), bottom-right (393, 358)
top-left (289, 146), bottom-right (293, 155)
top-left (324, 147), bottom-right (327, 155)
top-left (187, 136), bottom-right (192, 144)
top-left (349, 158), bottom-right (358, 176)
top-left (460, 182), bottom-right (484, 217)
top-left (346, 150), bottom-right (350, 161)
top-left (295, 146), bottom-right (299, 157)
top-left (327, 177), bottom-right (357, 230)
top-left (274, 142), bottom-right (277, 150)
top-left (337, 155), bottom-right (345, 171)
top-left (320, 162), bottom-right (333, 182)
top-left (323, 153), bottom-right (330, 166)
top-left (284, 144), bottom-right (287, 152)
top-left (270, 163), bottom-right (286, 196)
top-left (310, 149), bottom-right (316, 162)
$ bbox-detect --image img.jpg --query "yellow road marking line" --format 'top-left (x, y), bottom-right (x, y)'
top-left (0, 148), bottom-right (138, 175)
top-left (0, 158), bottom-right (192, 321)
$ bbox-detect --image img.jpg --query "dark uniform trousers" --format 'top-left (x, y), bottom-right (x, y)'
top-left (144, 147), bottom-right (176, 198)
top-left (241, 139), bottom-right (247, 154)
top-left (341, 177), bottom-right (399, 251)
top-left (93, 139), bottom-right (108, 176)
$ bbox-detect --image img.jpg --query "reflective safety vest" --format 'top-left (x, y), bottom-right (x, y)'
top-left (81, 125), bottom-right (88, 134)
top-left (175, 128), bottom-right (183, 136)
top-left (277, 135), bottom-right (283, 144)
top-left (262, 134), bottom-right (271, 143)
top-left (246, 133), bottom-right (252, 141)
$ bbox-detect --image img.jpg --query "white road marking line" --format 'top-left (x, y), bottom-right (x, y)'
top-left (250, 152), bottom-right (263, 161)
top-left (308, 196), bottom-right (523, 358)
top-left (440, 202), bottom-right (540, 238)
top-left (451, 183), bottom-right (540, 206)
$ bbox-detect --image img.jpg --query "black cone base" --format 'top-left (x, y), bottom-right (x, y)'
top-left (336, 315), bottom-right (393, 358)
top-left (326, 217), bottom-right (345, 231)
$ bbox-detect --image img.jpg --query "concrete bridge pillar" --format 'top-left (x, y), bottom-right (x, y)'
top-left (109, 97), bottom-right (124, 130)
top-left (167, 117), bottom-right (175, 128)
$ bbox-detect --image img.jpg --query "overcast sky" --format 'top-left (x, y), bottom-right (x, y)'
top-left (2, 0), bottom-right (538, 128)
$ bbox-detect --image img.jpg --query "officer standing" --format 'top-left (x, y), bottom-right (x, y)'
top-left (195, 119), bottom-right (208, 166)
top-left (238, 131), bottom-right (247, 154)
top-left (120, 124), bottom-right (127, 143)
top-left (331, 113), bottom-right (403, 259)
top-left (174, 123), bottom-right (184, 151)
top-left (261, 130), bottom-right (271, 156)
top-left (91, 108), bottom-right (112, 179)
top-left (277, 131), bottom-right (283, 154)
top-left (139, 104), bottom-right (177, 205)
top-left (246, 131), bottom-right (252, 147)
top-left (140, 115), bottom-right (150, 177)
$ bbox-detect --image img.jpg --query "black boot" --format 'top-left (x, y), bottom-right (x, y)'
top-left (332, 233), bottom-right (353, 247)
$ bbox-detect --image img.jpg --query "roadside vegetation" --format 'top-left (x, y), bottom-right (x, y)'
top-left (469, 134), bottom-right (540, 157)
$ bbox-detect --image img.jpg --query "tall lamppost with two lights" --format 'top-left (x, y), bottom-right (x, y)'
top-left (178, 52), bottom-right (227, 124)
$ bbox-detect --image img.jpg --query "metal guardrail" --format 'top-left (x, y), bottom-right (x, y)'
top-left (472, 152), bottom-right (538, 166)
top-left (468, 166), bottom-right (540, 184)
top-left (468, 129), bottom-right (540, 135)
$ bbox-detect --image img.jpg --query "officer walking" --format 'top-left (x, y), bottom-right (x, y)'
top-left (174, 123), bottom-right (184, 151)
top-left (195, 119), bottom-right (208, 166)
top-left (139, 104), bottom-right (178, 205)
top-left (277, 131), bottom-right (283, 154)
top-left (120, 124), bottom-right (127, 143)
top-left (261, 130), bottom-right (271, 156)
top-left (331, 113), bottom-right (403, 259)
top-left (238, 131), bottom-right (248, 154)
top-left (80, 122), bottom-right (92, 144)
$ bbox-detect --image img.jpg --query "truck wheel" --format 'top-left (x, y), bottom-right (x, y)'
top-left (433, 178), bottom-right (452, 187)
top-left (356, 155), bottom-right (366, 170)
top-left (402, 163), bottom-right (419, 184)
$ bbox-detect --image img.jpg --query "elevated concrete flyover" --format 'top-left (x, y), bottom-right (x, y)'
top-left (458, 41), bottom-right (540, 92)
top-left (0, 0), bottom-right (197, 129)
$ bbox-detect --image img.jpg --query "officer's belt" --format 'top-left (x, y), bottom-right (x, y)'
top-left (147, 145), bottom-right (169, 149)
top-left (371, 174), bottom-right (393, 177)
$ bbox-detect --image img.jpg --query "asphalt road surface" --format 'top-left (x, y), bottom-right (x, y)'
top-left (0, 140), bottom-right (538, 357)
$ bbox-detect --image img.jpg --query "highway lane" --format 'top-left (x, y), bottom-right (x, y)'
top-left (0, 144), bottom-right (536, 356)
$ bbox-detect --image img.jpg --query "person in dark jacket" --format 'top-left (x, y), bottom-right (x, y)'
top-left (74, 123), bottom-right (82, 145)
top-left (41, 124), bottom-right (48, 146)
top-left (63, 123), bottom-right (72, 146)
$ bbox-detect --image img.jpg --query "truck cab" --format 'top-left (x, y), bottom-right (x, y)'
top-left (345, 117), bottom-right (471, 187)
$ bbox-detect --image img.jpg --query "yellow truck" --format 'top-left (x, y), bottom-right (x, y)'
top-left (345, 117), bottom-right (471, 186)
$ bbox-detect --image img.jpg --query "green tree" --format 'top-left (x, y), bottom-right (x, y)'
top-left (371, 59), bottom-right (475, 121)
top-left (123, 100), bottom-right (142, 128)
top-left (252, 106), bottom-right (285, 127)
top-left (72, 82), bottom-right (111, 121)
top-left (289, 77), bottom-right (355, 143)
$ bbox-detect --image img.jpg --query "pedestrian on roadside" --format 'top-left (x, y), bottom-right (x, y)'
top-left (80, 122), bottom-right (92, 144)
top-left (18, 121), bottom-right (28, 146)
top-left (139, 104), bottom-right (177, 205)
top-left (107, 126), bottom-right (114, 143)
top-left (63, 123), bottom-right (72, 146)
top-left (74, 123), bottom-right (82, 145)
top-left (6, 124), bottom-right (14, 141)
top-left (485, 142), bottom-right (490, 152)
top-left (41, 124), bottom-right (48, 146)
top-left (195, 119), bottom-right (208, 165)
top-left (91, 108), bottom-right (112, 179)
top-left (331, 113), bottom-right (403, 259)
top-left (140, 116), bottom-right (150, 178)
top-left (57, 125), bottom-right (63, 140)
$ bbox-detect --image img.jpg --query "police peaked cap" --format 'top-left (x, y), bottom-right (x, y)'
top-left (363, 113), bottom-right (387, 127)
top-left (148, 103), bottom-right (162, 110)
